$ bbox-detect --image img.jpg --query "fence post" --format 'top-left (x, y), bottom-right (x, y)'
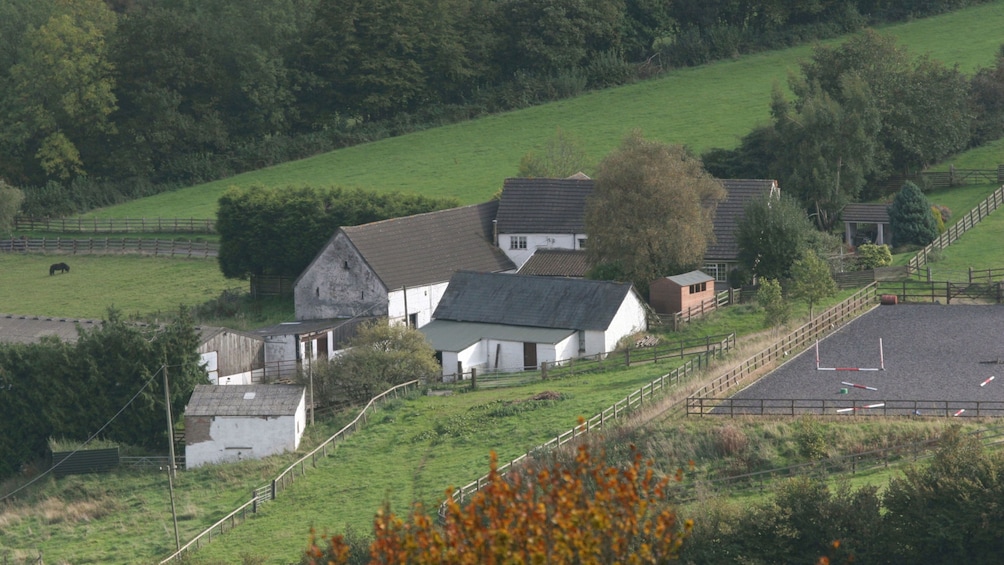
top-left (541, 361), bottom-right (548, 380)
top-left (470, 368), bottom-right (477, 390)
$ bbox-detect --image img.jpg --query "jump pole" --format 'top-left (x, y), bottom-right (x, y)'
top-left (981, 376), bottom-right (996, 387)
top-left (841, 381), bottom-right (878, 391)
top-left (817, 339), bottom-right (884, 371)
top-left (836, 403), bottom-right (885, 413)
top-left (954, 409), bottom-right (966, 417)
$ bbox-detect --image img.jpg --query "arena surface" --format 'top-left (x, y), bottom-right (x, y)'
top-left (720, 304), bottom-right (1004, 416)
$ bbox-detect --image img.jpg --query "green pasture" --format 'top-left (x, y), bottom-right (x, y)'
top-left (82, 2), bottom-right (1004, 219)
top-left (0, 254), bottom-right (235, 319)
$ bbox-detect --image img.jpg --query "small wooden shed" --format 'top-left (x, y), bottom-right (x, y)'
top-left (649, 271), bottom-right (715, 315)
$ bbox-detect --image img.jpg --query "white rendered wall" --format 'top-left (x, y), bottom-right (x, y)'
top-left (186, 414), bottom-right (299, 468)
top-left (216, 371), bottom-right (253, 385)
top-left (602, 293), bottom-right (648, 353)
top-left (387, 282), bottom-right (448, 328)
top-left (553, 334), bottom-right (579, 364)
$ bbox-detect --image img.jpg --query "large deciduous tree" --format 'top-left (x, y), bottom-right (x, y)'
top-left (770, 74), bottom-right (881, 231)
top-left (736, 193), bottom-right (816, 281)
top-left (585, 131), bottom-right (725, 294)
top-left (3, 0), bottom-right (118, 181)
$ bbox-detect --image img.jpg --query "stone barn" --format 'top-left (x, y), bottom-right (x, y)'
top-left (649, 271), bottom-right (715, 315)
top-left (184, 384), bottom-right (306, 468)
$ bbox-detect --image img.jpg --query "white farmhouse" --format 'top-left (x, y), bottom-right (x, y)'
top-left (421, 271), bottom-right (647, 377)
top-left (494, 175), bottom-right (592, 269)
top-left (184, 384), bottom-right (306, 468)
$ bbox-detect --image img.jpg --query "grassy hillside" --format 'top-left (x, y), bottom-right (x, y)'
top-left (82, 2), bottom-right (1004, 219)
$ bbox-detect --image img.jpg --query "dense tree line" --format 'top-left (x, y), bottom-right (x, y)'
top-left (0, 310), bottom-right (203, 480)
top-left (681, 427), bottom-right (1004, 564)
top-left (0, 0), bottom-right (992, 217)
top-left (216, 185), bottom-right (458, 279)
top-left (704, 32), bottom-right (1004, 229)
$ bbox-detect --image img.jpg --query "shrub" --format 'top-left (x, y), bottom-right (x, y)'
top-left (888, 182), bottom-right (938, 247)
top-left (757, 278), bottom-right (790, 328)
top-left (930, 205), bottom-right (946, 234)
top-left (306, 444), bottom-right (691, 564)
top-left (856, 243), bottom-right (893, 270)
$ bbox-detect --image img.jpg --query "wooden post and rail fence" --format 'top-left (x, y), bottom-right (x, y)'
top-left (14, 217), bottom-right (216, 234)
top-left (0, 236), bottom-right (217, 258)
top-left (158, 380), bottom-right (421, 564)
top-left (907, 185), bottom-right (1004, 274)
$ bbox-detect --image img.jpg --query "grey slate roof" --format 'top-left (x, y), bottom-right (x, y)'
top-left (706, 179), bottom-right (779, 262)
top-left (666, 270), bottom-right (714, 286)
top-left (0, 314), bottom-right (101, 344)
top-left (495, 177), bottom-right (594, 234)
top-left (420, 319), bottom-right (575, 351)
top-left (516, 249), bottom-right (589, 277)
top-left (842, 203), bottom-right (891, 224)
top-left (185, 384), bottom-right (304, 417)
top-left (433, 271), bottom-right (634, 331)
top-left (342, 201), bottom-right (515, 291)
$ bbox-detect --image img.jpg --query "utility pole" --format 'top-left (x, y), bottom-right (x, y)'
top-left (163, 365), bottom-right (180, 550)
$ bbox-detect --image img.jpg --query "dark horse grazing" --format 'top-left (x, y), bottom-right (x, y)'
top-left (49, 262), bottom-right (70, 276)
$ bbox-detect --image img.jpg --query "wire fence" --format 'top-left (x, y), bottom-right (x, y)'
top-left (686, 397), bottom-right (1004, 417)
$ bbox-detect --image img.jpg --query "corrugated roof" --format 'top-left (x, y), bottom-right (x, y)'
top-left (516, 249), bottom-right (589, 277)
top-left (495, 177), bottom-right (594, 234)
top-left (185, 384), bottom-right (304, 417)
top-left (706, 179), bottom-right (779, 262)
top-left (433, 271), bottom-right (634, 331)
top-left (342, 202), bottom-right (515, 290)
top-left (420, 319), bottom-right (575, 352)
top-left (842, 203), bottom-right (891, 224)
top-left (666, 270), bottom-right (714, 286)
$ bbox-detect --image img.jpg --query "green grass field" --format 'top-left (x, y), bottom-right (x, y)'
top-left (81, 2), bottom-right (1004, 219)
top-left (0, 254), bottom-right (235, 319)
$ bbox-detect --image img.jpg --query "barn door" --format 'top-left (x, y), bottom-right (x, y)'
top-left (523, 342), bottom-right (537, 371)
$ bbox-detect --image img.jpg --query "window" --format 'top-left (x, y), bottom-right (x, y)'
top-left (703, 263), bottom-right (729, 282)
top-left (510, 236), bottom-right (527, 250)
top-left (688, 282), bottom-right (707, 294)
top-left (578, 238), bottom-right (587, 249)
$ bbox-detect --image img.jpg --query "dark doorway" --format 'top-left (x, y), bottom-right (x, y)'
top-left (523, 342), bottom-right (537, 371)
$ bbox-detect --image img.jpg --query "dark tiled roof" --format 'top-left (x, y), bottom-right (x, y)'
top-left (433, 271), bottom-right (634, 331)
top-left (842, 203), bottom-right (891, 224)
top-left (495, 177), bottom-right (594, 234)
top-left (706, 179), bottom-right (779, 262)
top-left (343, 202), bottom-right (515, 290)
top-left (516, 249), bottom-right (589, 277)
top-left (185, 384), bottom-right (304, 417)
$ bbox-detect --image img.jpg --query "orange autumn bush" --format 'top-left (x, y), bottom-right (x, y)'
top-left (306, 443), bottom-right (690, 564)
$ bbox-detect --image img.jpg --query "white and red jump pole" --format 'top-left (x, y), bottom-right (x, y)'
top-left (836, 403), bottom-right (885, 413)
top-left (816, 338), bottom-right (884, 371)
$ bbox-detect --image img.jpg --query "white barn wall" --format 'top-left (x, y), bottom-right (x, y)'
top-left (387, 282), bottom-right (448, 328)
top-left (487, 339), bottom-right (526, 372)
top-left (602, 293), bottom-right (648, 353)
top-left (186, 409), bottom-right (304, 469)
top-left (553, 334), bottom-right (579, 365)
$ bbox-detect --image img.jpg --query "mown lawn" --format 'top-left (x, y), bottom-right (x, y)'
top-left (81, 2), bottom-right (1004, 219)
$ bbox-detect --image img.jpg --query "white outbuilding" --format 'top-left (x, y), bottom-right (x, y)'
top-left (184, 384), bottom-right (306, 468)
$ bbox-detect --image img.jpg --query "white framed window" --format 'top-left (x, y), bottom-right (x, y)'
top-left (510, 236), bottom-right (527, 250)
top-left (703, 263), bottom-right (729, 282)
top-left (577, 238), bottom-right (587, 249)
